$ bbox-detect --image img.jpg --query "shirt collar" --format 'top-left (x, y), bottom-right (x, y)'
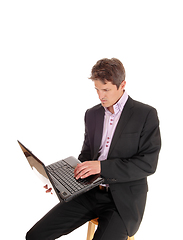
top-left (105, 91), bottom-right (128, 115)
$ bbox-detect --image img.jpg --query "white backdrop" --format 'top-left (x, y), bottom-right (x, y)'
top-left (0, 1), bottom-right (182, 239)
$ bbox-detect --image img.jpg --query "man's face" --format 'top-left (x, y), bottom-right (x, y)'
top-left (94, 80), bottom-right (126, 113)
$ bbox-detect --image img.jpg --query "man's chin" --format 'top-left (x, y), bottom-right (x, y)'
top-left (101, 102), bottom-right (108, 107)
top-left (101, 102), bottom-right (112, 109)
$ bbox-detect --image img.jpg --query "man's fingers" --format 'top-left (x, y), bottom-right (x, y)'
top-left (46, 188), bottom-right (53, 194)
top-left (74, 163), bottom-right (89, 179)
top-left (44, 185), bottom-right (53, 194)
top-left (74, 163), bottom-right (84, 177)
top-left (76, 168), bottom-right (90, 179)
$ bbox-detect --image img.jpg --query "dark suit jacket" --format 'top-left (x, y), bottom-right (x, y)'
top-left (78, 96), bottom-right (161, 236)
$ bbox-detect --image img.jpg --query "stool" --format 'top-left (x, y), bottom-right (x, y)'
top-left (86, 218), bottom-right (134, 240)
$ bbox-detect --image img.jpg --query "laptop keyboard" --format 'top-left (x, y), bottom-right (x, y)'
top-left (47, 160), bottom-right (89, 194)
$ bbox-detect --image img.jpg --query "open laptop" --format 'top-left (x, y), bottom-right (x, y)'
top-left (18, 140), bottom-right (104, 203)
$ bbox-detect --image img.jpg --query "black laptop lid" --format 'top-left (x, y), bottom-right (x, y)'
top-left (18, 141), bottom-right (49, 180)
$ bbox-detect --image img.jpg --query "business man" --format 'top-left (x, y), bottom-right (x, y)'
top-left (26, 58), bottom-right (161, 240)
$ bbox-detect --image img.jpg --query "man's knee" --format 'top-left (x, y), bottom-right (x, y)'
top-left (26, 228), bottom-right (40, 240)
top-left (25, 230), bottom-right (32, 240)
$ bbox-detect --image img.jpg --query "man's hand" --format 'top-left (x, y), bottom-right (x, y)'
top-left (44, 184), bottom-right (53, 194)
top-left (74, 161), bottom-right (101, 180)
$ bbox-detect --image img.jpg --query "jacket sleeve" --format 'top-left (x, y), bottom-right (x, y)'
top-left (100, 108), bottom-right (161, 183)
top-left (78, 110), bottom-right (92, 162)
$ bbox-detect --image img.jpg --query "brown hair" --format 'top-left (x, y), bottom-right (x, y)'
top-left (89, 58), bottom-right (126, 89)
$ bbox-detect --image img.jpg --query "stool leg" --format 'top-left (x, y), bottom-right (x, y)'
top-left (87, 221), bottom-right (96, 240)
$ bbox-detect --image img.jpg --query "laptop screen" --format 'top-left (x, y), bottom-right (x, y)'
top-left (18, 141), bottom-right (49, 182)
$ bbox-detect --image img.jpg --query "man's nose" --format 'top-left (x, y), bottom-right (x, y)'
top-left (98, 91), bottom-right (105, 100)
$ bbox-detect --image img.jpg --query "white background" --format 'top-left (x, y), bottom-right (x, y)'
top-left (0, 1), bottom-right (183, 239)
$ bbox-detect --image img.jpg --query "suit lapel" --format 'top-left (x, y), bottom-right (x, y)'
top-left (108, 97), bottom-right (134, 157)
top-left (93, 106), bottom-right (105, 160)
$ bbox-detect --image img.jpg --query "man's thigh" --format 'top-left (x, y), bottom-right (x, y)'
top-left (26, 192), bottom-right (96, 240)
top-left (94, 209), bottom-right (128, 240)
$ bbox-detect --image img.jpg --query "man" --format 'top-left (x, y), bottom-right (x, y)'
top-left (26, 58), bottom-right (161, 240)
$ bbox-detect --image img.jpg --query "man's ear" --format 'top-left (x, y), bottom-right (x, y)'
top-left (119, 81), bottom-right (126, 90)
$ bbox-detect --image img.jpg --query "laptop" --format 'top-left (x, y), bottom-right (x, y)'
top-left (18, 140), bottom-right (104, 203)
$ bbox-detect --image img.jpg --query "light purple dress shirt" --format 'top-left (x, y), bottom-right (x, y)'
top-left (98, 91), bottom-right (128, 187)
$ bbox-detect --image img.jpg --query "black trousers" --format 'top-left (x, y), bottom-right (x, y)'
top-left (26, 187), bottom-right (128, 240)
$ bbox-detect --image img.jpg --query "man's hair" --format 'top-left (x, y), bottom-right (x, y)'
top-left (89, 58), bottom-right (126, 89)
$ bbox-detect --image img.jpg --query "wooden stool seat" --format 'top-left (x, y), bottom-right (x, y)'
top-left (87, 218), bottom-right (134, 240)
